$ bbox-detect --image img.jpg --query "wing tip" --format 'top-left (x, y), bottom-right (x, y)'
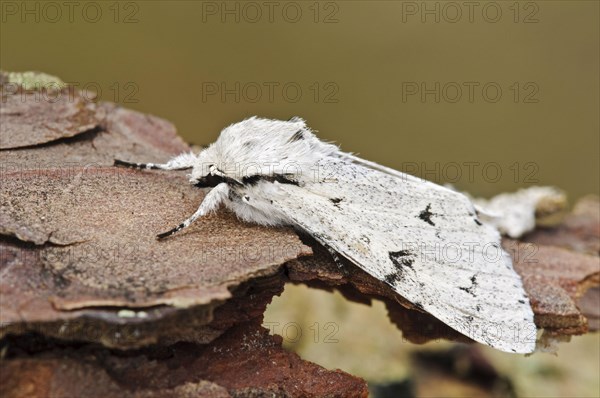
top-left (469, 317), bottom-right (537, 354)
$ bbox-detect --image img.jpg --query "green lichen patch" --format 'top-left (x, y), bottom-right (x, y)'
top-left (2, 70), bottom-right (66, 91)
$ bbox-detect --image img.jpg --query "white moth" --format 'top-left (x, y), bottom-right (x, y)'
top-left (115, 117), bottom-right (536, 353)
top-left (473, 187), bottom-right (567, 238)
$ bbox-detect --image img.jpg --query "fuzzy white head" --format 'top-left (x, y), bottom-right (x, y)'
top-left (190, 116), bottom-right (337, 184)
top-left (113, 117), bottom-right (340, 236)
top-left (184, 117), bottom-right (339, 228)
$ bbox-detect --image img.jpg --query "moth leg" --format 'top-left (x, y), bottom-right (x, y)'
top-left (302, 232), bottom-right (348, 271)
top-left (157, 182), bottom-right (229, 239)
top-left (327, 248), bottom-right (344, 268)
top-left (114, 151), bottom-right (197, 170)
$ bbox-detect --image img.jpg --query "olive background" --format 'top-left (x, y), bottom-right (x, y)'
top-left (2, 1), bottom-right (598, 199)
top-left (2, 1), bottom-right (598, 396)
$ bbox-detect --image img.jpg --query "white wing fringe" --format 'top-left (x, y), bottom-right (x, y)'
top-left (472, 187), bottom-right (567, 238)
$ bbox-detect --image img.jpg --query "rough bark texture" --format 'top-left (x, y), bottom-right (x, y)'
top-left (1, 73), bottom-right (598, 397)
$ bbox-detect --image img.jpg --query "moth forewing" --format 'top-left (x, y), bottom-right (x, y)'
top-left (269, 157), bottom-right (536, 353)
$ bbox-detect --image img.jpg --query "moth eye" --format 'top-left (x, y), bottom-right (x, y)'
top-left (194, 173), bottom-right (223, 188)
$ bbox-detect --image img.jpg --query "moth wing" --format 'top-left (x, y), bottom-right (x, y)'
top-left (271, 157), bottom-right (535, 353)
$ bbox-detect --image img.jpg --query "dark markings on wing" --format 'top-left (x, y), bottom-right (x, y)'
top-left (288, 130), bottom-right (304, 142)
top-left (459, 275), bottom-right (478, 297)
top-left (384, 272), bottom-right (402, 285)
top-left (418, 204), bottom-right (435, 226)
top-left (389, 250), bottom-right (414, 269)
top-left (242, 174), bottom-right (299, 186)
top-left (474, 218), bottom-right (483, 226)
top-left (330, 197), bottom-right (343, 207)
top-left (385, 252), bottom-right (415, 285)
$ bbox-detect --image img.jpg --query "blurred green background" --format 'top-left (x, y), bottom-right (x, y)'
top-left (2, 1), bottom-right (598, 397)
top-left (2, 1), bottom-right (598, 199)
